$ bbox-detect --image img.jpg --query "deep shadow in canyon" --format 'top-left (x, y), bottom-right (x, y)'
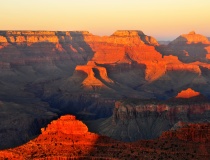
top-left (0, 30), bottom-right (210, 160)
top-left (0, 31), bottom-right (97, 149)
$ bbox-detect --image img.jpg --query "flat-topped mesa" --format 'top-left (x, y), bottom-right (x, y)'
top-left (68, 31), bottom-right (91, 36)
top-left (0, 31), bottom-right (59, 43)
top-left (6, 31), bottom-right (56, 36)
top-left (111, 30), bottom-right (159, 46)
top-left (0, 30), bottom-right (92, 44)
top-left (112, 30), bottom-right (145, 37)
top-left (0, 30), bottom-right (91, 36)
top-left (169, 31), bottom-right (210, 45)
top-left (176, 88), bottom-right (201, 99)
top-left (0, 30), bottom-right (159, 47)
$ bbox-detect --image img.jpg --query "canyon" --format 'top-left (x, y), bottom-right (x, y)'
top-left (0, 30), bottom-right (210, 158)
top-left (86, 89), bottom-right (210, 142)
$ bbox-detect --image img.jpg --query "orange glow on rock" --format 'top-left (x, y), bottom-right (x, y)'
top-left (176, 88), bottom-right (200, 99)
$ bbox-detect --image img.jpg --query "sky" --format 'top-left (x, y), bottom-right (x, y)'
top-left (0, 0), bottom-right (210, 40)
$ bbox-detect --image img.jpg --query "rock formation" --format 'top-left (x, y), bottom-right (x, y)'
top-left (0, 115), bottom-right (209, 159)
top-left (159, 31), bottom-right (210, 62)
top-left (4, 31), bottom-right (210, 120)
top-left (1, 30), bottom-right (210, 151)
top-left (170, 31), bottom-right (210, 45)
top-left (86, 95), bottom-right (210, 142)
top-left (0, 115), bottom-right (99, 159)
top-left (160, 122), bottom-right (210, 143)
top-left (176, 88), bottom-right (201, 98)
top-left (0, 31), bottom-right (95, 75)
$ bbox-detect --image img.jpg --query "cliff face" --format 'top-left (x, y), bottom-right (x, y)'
top-left (0, 114), bottom-right (209, 160)
top-left (160, 122), bottom-right (210, 143)
top-left (86, 93), bottom-right (210, 142)
top-left (20, 30), bottom-right (210, 123)
top-left (51, 30), bottom-right (210, 98)
top-left (75, 30), bottom-right (164, 83)
top-left (0, 31), bottom-right (94, 71)
top-left (1, 30), bottom-right (209, 86)
top-left (0, 30), bottom-right (166, 83)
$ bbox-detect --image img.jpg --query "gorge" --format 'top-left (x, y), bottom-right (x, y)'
top-left (0, 30), bottom-right (210, 158)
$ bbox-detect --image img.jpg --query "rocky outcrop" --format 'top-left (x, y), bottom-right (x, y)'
top-left (160, 122), bottom-right (210, 143)
top-left (0, 31), bottom-right (91, 44)
top-left (170, 31), bottom-right (210, 45)
top-left (0, 114), bottom-right (210, 160)
top-left (86, 98), bottom-right (210, 142)
top-left (176, 88), bottom-right (201, 98)
top-left (41, 115), bottom-right (88, 134)
top-left (75, 61), bottom-right (113, 88)
top-left (0, 35), bottom-right (7, 43)
top-left (160, 31), bottom-right (210, 62)
top-left (111, 30), bottom-right (159, 46)
top-left (0, 30), bottom-right (165, 82)
top-left (140, 122), bottom-right (210, 159)
top-left (0, 31), bottom-right (94, 75)
top-left (0, 115), bottom-right (99, 159)
top-left (74, 30), bottom-right (166, 82)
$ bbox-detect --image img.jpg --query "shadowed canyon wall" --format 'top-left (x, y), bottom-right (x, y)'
top-left (86, 91), bottom-right (210, 142)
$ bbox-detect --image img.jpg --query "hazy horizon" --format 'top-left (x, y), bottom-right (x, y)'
top-left (1, 0), bottom-right (210, 40)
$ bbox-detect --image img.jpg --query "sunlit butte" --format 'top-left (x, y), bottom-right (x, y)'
top-left (176, 88), bottom-right (201, 99)
top-left (1, 0), bottom-right (210, 40)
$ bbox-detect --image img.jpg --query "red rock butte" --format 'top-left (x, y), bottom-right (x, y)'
top-left (41, 115), bottom-right (89, 135)
top-left (176, 88), bottom-right (201, 99)
top-left (0, 115), bottom-right (100, 159)
top-left (170, 31), bottom-right (210, 45)
top-left (0, 115), bottom-right (210, 159)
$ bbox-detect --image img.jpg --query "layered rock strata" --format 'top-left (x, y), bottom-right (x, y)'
top-left (159, 31), bottom-right (210, 62)
top-left (1, 30), bottom-right (210, 151)
top-left (86, 91), bottom-right (210, 142)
